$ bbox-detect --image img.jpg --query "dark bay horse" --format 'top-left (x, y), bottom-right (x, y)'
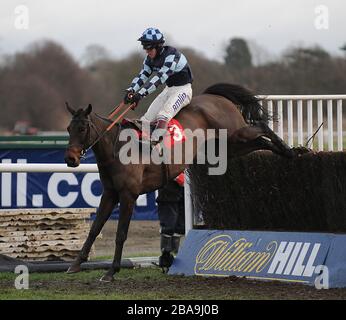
top-left (64, 83), bottom-right (304, 282)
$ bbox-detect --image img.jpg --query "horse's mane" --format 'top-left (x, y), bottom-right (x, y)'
top-left (94, 113), bottom-right (112, 124)
top-left (203, 83), bottom-right (269, 124)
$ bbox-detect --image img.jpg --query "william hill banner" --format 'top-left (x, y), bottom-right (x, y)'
top-left (169, 230), bottom-right (346, 288)
top-left (0, 149), bottom-right (158, 220)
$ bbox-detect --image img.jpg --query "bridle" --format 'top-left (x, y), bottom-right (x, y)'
top-left (67, 117), bottom-right (103, 159)
top-left (68, 114), bottom-right (125, 161)
top-left (67, 101), bottom-right (135, 160)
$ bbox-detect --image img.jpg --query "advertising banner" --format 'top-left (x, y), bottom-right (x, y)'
top-left (0, 149), bottom-right (158, 220)
top-left (169, 229), bottom-right (346, 288)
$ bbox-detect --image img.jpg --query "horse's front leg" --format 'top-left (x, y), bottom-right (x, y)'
top-left (67, 190), bottom-right (119, 273)
top-left (100, 192), bottom-right (137, 282)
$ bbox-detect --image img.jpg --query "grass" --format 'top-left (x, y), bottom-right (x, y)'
top-left (1, 267), bottom-right (345, 300)
top-left (0, 268), bottom-right (278, 300)
top-left (0, 269), bottom-right (169, 300)
top-left (92, 251), bottom-right (160, 261)
top-left (0, 289), bottom-right (124, 300)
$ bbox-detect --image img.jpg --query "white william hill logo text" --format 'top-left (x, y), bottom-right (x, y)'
top-left (194, 235), bottom-right (322, 278)
top-left (268, 241), bottom-right (321, 277)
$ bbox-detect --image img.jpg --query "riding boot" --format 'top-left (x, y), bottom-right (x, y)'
top-left (160, 233), bottom-right (173, 253)
top-left (151, 119), bottom-right (168, 146)
top-left (159, 234), bottom-right (174, 269)
top-left (171, 234), bottom-right (182, 254)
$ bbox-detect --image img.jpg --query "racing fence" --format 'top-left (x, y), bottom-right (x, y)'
top-left (185, 94), bottom-right (346, 233)
top-left (187, 151), bottom-right (346, 233)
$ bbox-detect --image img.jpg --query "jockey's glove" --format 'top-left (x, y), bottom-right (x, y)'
top-left (129, 92), bottom-right (143, 109)
top-left (123, 89), bottom-right (135, 104)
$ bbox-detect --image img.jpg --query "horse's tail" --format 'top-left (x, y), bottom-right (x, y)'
top-left (203, 83), bottom-right (268, 124)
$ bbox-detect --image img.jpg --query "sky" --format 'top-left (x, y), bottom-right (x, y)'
top-left (0, 0), bottom-right (345, 63)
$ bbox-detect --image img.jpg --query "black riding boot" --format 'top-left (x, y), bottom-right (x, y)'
top-left (171, 234), bottom-right (182, 254)
top-left (159, 234), bottom-right (174, 269)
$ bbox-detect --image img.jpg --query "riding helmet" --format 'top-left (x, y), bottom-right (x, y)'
top-left (138, 28), bottom-right (165, 49)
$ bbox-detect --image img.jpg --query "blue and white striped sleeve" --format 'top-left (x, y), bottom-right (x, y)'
top-left (138, 54), bottom-right (180, 96)
top-left (128, 59), bottom-right (152, 92)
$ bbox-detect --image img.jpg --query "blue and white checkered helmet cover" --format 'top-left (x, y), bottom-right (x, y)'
top-left (138, 28), bottom-right (165, 43)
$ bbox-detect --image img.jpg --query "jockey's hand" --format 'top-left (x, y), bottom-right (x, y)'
top-left (123, 89), bottom-right (134, 104)
top-left (129, 92), bottom-right (143, 109)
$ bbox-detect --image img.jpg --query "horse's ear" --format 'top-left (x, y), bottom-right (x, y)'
top-left (65, 102), bottom-right (75, 115)
top-left (86, 104), bottom-right (92, 115)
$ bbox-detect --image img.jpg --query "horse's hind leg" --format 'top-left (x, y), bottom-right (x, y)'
top-left (257, 121), bottom-right (312, 157)
top-left (254, 121), bottom-right (297, 158)
top-left (229, 124), bottom-right (294, 158)
top-left (229, 136), bottom-right (286, 158)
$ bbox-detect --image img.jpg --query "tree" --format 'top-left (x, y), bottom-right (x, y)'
top-left (224, 38), bottom-right (253, 71)
top-left (81, 44), bottom-right (111, 69)
top-left (0, 40), bottom-right (96, 131)
top-left (283, 45), bottom-right (330, 66)
top-left (247, 40), bottom-right (273, 66)
top-left (340, 43), bottom-right (346, 57)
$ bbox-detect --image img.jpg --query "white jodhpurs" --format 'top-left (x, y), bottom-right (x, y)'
top-left (140, 83), bottom-right (192, 123)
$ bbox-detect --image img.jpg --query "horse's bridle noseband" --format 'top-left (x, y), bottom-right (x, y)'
top-left (67, 117), bottom-right (101, 159)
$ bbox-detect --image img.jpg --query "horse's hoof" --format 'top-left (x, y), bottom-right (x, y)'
top-left (99, 274), bottom-right (114, 283)
top-left (66, 264), bottom-right (81, 274)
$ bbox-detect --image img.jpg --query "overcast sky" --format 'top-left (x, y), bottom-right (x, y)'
top-left (0, 0), bottom-right (345, 62)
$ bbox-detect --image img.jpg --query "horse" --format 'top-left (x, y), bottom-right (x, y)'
top-left (64, 83), bottom-right (305, 282)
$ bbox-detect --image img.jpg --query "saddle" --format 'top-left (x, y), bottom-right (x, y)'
top-left (120, 118), bottom-right (186, 146)
top-left (119, 118), bottom-right (186, 187)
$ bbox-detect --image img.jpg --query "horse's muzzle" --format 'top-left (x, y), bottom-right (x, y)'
top-left (64, 148), bottom-right (81, 167)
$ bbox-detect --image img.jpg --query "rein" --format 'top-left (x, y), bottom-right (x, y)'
top-left (67, 101), bottom-right (170, 186)
top-left (70, 102), bottom-right (136, 160)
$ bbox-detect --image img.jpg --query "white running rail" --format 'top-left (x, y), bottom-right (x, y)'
top-left (259, 95), bottom-right (346, 151)
top-left (0, 163), bottom-right (98, 173)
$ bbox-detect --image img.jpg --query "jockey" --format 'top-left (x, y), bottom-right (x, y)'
top-left (123, 27), bottom-right (193, 145)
